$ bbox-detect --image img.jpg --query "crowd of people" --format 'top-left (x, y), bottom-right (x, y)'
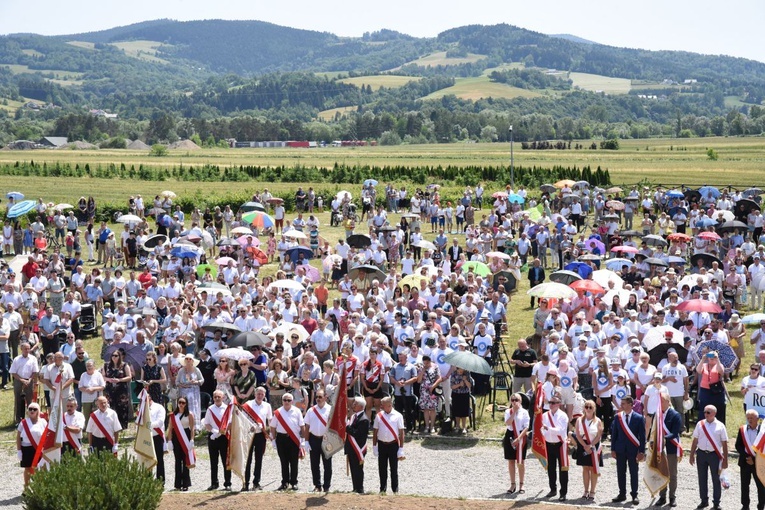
top-left (6, 181), bottom-right (765, 509)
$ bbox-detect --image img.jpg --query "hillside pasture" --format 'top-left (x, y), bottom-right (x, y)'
top-left (338, 75), bottom-right (421, 91)
top-left (317, 105), bottom-right (358, 121)
top-left (65, 40), bottom-right (96, 50)
top-left (569, 72), bottom-right (632, 94)
top-left (110, 40), bottom-right (170, 64)
top-left (404, 50), bottom-right (487, 67)
top-left (423, 75), bottom-right (543, 101)
top-left (1, 64), bottom-right (84, 80)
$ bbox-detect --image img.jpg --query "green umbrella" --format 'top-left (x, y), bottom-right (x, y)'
top-left (196, 263), bottom-right (218, 278)
top-left (461, 261), bottom-right (491, 277)
top-left (444, 351), bottom-right (492, 376)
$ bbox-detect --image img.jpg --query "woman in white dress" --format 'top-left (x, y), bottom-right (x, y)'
top-left (176, 354), bottom-right (204, 430)
top-left (503, 393), bottom-right (530, 494)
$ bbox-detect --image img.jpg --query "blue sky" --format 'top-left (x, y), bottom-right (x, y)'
top-left (2, 0), bottom-right (764, 63)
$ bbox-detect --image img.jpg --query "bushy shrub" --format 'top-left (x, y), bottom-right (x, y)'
top-left (23, 452), bottom-right (164, 510)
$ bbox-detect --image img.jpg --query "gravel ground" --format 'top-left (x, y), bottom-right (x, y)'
top-left (0, 436), bottom-right (748, 510)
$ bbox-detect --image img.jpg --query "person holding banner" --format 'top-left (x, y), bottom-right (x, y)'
top-left (689, 405), bottom-right (729, 510)
top-left (736, 409), bottom-right (764, 510)
top-left (16, 402), bottom-right (46, 487)
top-left (656, 393), bottom-right (684, 507)
top-left (148, 394), bottom-right (166, 482)
top-left (503, 392), bottom-right (530, 494)
top-left (540, 396), bottom-right (570, 501)
top-left (574, 399), bottom-right (603, 501)
top-left (203, 390), bottom-right (232, 491)
top-left (242, 386), bottom-right (272, 492)
top-left (166, 397), bottom-right (195, 491)
top-left (373, 396), bottom-right (405, 494)
top-left (62, 396), bottom-right (85, 456)
top-left (610, 396), bottom-right (645, 505)
top-left (304, 389), bottom-right (333, 493)
top-left (270, 392), bottom-right (306, 491)
top-left (345, 397), bottom-right (369, 494)
top-left (86, 395), bottom-right (122, 455)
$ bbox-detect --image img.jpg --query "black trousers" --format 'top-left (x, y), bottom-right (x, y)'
top-left (153, 434), bottom-right (165, 482)
top-left (378, 440), bottom-right (399, 493)
top-left (208, 434), bottom-right (231, 487)
top-left (90, 435), bottom-right (112, 454)
top-left (616, 453), bottom-right (639, 498)
top-left (741, 458), bottom-right (765, 510)
top-left (276, 432), bottom-right (300, 486)
top-left (42, 336), bottom-right (59, 358)
top-left (244, 433), bottom-right (267, 486)
top-left (545, 441), bottom-right (568, 496)
top-left (61, 441), bottom-right (80, 457)
top-left (309, 434), bottom-right (332, 490)
top-left (394, 394), bottom-right (416, 430)
top-left (8, 329), bottom-right (20, 358)
top-left (172, 428), bottom-right (192, 489)
top-left (348, 449), bottom-right (365, 493)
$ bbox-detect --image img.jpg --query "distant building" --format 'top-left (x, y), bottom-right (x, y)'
top-left (37, 136), bottom-right (68, 148)
top-left (683, 79), bottom-right (698, 84)
top-left (89, 109), bottom-right (118, 119)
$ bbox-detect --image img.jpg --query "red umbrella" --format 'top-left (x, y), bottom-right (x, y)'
top-left (611, 245), bottom-right (638, 253)
top-left (667, 233), bottom-right (692, 242)
top-left (570, 279), bottom-right (605, 295)
top-left (698, 231), bottom-right (721, 241)
top-left (675, 299), bottom-right (722, 314)
top-left (246, 246), bottom-right (269, 265)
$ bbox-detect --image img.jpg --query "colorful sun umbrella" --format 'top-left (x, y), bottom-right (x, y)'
top-left (242, 211), bottom-right (275, 228)
top-left (569, 279), bottom-right (605, 295)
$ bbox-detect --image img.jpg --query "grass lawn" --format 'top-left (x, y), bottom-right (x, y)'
top-left (401, 51), bottom-right (487, 68)
top-left (569, 72), bottom-right (632, 94)
top-left (423, 75), bottom-right (543, 101)
top-left (110, 40), bottom-right (170, 64)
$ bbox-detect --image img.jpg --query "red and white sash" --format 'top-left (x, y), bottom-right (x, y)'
top-left (347, 413), bottom-right (367, 463)
top-left (311, 406), bottom-right (328, 427)
top-left (365, 361), bottom-right (382, 384)
top-left (344, 357), bottom-right (357, 385)
top-left (579, 417), bottom-right (600, 475)
top-left (89, 412), bottom-right (115, 446)
top-left (242, 402), bottom-right (268, 436)
top-left (508, 409), bottom-right (524, 463)
top-left (741, 426), bottom-right (757, 458)
top-left (274, 409), bottom-right (305, 458)
top-left (21, 419), bottom-right (39, 450)
top-left (662, 411), bottom-right (683, 459)
top-left (170, 413), bottom-right (196, 468)
top-left (755, 427), bottom-right (765, 454)
top-left (700, 421), bottom-right (723, 460)
top-left (546, 411), bottom-right (569, 469)
top-left (617, 412), bottom-right (640, 447)
top-left (209, 404), bottom-right (231, 434)
top-left (378, 412), bottom-right (401, 447)
top-left (63, 413), bottom-right (81, 454)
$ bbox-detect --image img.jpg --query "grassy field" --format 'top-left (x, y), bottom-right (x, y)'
top-left (110, 40), bottom-right (170, 64)
top-left (423, 75), bottom-right (543, 101)
top-left (317, 106), bottom-right (358, 121)
top-left (338, 75), bottom-right (421, 91)
top-left (569, 72), bottom-right (632, 94)
top-left (66, 41), bottom-right (96, 50)
top-left (1, 137), bottom-right (764, 188)
top-left (402, 51), bottom-right (487, 68)
top-left (1, 64), bottom-right (84, 80)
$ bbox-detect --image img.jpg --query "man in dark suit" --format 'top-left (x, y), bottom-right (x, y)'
top-left (528, 258), bottom-right (545, 307)
top-left (736, 409), bottom-right (765, 510)
top-left (657, 393), bottom-right (684, 507)
top-left (610, 396), bottom-right (646, 505)
top-left (344, 396), bottom-right (369, 494)
top-left (448, 239), bottom-right (463, 265)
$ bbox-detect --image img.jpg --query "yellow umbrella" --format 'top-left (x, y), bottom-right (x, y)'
top-left (398, 274), bottom-right (429, 290)
top-left (554, 179), bottom-right (576, 189)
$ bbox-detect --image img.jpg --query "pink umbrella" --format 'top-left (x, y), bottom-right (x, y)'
top-left (492, 191), bottom-right (508, 199)
top-left (236, 236), bottom-right (261, 247)
top-left (302, 265), bottom-right (320, 282)
top-left (698, 231), bottom-right (721, 241)
top-left (675, 299), bottom-right (722, 314)
top-left (215, 257), bottom-right (238, 267)
top-left (585, 238), bottom-right (605, 255)
top-left (611, 245), bottom-right (638, 254)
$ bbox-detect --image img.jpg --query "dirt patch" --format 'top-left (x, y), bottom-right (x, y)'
top-left (158, 492), bottom-right (557, 510)
top-left (167, 139), bottom-right (201, 150)
top-left (127, 140), bottom-right (151, 150)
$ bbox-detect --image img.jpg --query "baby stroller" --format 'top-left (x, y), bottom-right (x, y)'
top-left (79, 303), bottom-right (97, 337)
top-left (345, 203), bottom-right (359, 222)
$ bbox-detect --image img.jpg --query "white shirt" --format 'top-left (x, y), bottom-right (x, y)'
top-left (10, 353), bottom-right (39, 379)
top-left (86, 408), bottom-right (122, 438)
top-left (150, 401), bottom-right (166, 436)
top-left (203, 403), bottom-right (229, 434)
top-left (243, 399), bottom-right (273, 433)
top-left (504, 406), bottom-right (530, 432)
top-left (692, 418), bottom-right (728, 452)
top-left (18, 417), bottom-right (47, 446)
top-left (272, 405), bottom-right (305, 435)
top-left (373, 409), bottom-right (405, 443)
top-left (64, 410), bottom-right (86, 441)
top-left (661, 363), bottom-right (688, 397)
top-left (541, 408), bottom-right (569, 443)
top-left (305, 403), bottom-right (331, 436)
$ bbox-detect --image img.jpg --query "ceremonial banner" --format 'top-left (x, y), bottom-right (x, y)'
top-left (33, 377), bottom-right (65, 471)
top-left (134, 389), bottom-right (157, 470)
top-left (323, 364), bottom-right (347, 459)
top-left (643, 414), bottom-right (669, 497)
top-left (753, 426), bottom-right (765, 485)
top-left (227, 405), bottom-right (256, 482)
top-left (531, 382), bottom-right (548, 469)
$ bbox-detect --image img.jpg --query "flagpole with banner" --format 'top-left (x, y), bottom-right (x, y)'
top-left (531, 382), bottom-right (548, 469)
top-left (32, 372), bottom-right (65, 471)
top-left (643, 410), bottom-right (669, 496)
top-left (134, 389), bottom-right (157, 470)
top-left (227, 399), bottom-right (256, 483)
top-left (323, 363), bottom-right (347, 459)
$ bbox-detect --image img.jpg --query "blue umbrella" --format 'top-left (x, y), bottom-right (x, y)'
top-left (7, 200), bottom-right (36, 219)
top-left (698, 186), bottom-right (721, 199)
top-left (606, 258), bottom-right (633, 271)
top-left (364, 179), bottom-right (378, 187)
top-left (741, 314), bottom-right (765, 325)
top-left (158, 214), bottom-right (173, 227)
top-left (170, 246), bottom-right (201, 259)
top-left (564, 262), bottom-right (593, 279)
top-left (666, 190), bottom-right (684, 199)
top-left (286, 246), bottom-right (313, 262)
top-left (507, 193), bottom-right (525, 204)
top-left (695, 339), bottom-right (737, 372)
top-left (668, 206), bottom-right (688, 218)
top-left (6, 191), bottom-right (24, 200)
top-left (696, 218), bottom-right (718, 228)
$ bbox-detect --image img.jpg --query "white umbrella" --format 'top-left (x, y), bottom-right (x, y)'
top-left (270, 323), bottom-right (310, 342)
top-left (526, 282), bottom-right (577, 300)
top-left (200, 231), bottom-right (215, 250)
top-left (147, 207), bottom-right (166, 215)
top-left (161, 190), bottom-right (177, 199)
top-left (602, 288), bottom-right (631, 307)
top-left (591, 269), bottom-right (624, 290)
top-left (195, 286), bottom-right (232, 297)
top-left (55, 203), bottom-right (74, 210)
top-left (116, 214), bottom-right (142, 224)
top-left (267, 279), bottom-right (306, 292)
top-left (678, 274), bottom-right (709, 289)
top-left (213, 347), bottom-right (255, 362)
top-left (711, 210), bottom-right (734, 222)
top-left (414, 240), bottom-right (436, 251)
top-left (486, 251), bottom-right (511, 260)
top-left (643, 326), bottom-right (684, 351)
top-left (284, 230), bottom-right (308, 240)
top-left (336, 191), bottom-right (352, 201)
top-left (232, 226), bottom-right (254, 235)
top-left (322, 254), bottom-right (342, 271)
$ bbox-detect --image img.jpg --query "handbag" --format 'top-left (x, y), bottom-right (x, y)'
top-left (709, 381), bottom-right (724, 395)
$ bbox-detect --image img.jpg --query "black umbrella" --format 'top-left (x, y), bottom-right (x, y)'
top-left (690, 253), bottom-right (723, 269)
top-left (346, 234), bottom-right (372, 249)
top-left (684, 189), bottom-right (702, 203)
top-left (143, 234), bottom-right (167, 249)
top-left (647, 343), bottom-right (689, 366)
top-left (239, 201), bottom-right (266, 213)
top-left (103, 344), bottom-right (146, 378)
top-left (228, 331), bottom-right (270, 348)
top-left (619, 230), bottom-right (641, 237)
top-left (736, 199), bottom-right (761, 216)
top-left (716, 220), bottom-right (749, 233)
top-left (492, 270), bottom-right (517, 292)
top-left (540, 184), bottom-right (556, 194)
top-left (549, 270), bottom-right (582, 285)
top-left (644, 257), bottom-right (668, 267)
top-left (348, 264), bottom-right (386, 282)
top-left (643, 234), bottom-right (668, 247)
top-left (743, 188), bottom-right (763, 198)
top-left (203, 321), bottom-right (242, 334)
top-left (217, 238), bottom-right (240, 247)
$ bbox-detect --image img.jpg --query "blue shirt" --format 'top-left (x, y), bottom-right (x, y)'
top-left (39, 314), bottom-right (61, 335)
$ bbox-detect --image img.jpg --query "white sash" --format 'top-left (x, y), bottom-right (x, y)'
top-left (547, 411), bottom-right (568, 469)
top-left (579, 417), bottom-right (600, 475)
top-left (170, 413), bottom-right (196, 468)
top-left (741, 425), bottom-right (756, 457)
top-left (617, 412), bottom-right (640, 447)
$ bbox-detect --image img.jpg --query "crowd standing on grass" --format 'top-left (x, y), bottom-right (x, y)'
top-left (6, 181), bottom-right (765, 508)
